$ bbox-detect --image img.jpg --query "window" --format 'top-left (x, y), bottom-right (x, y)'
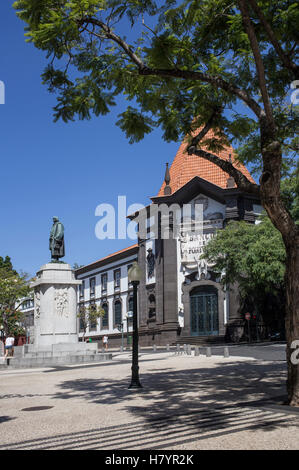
top-left (127, 264), bottom-right (133, 287)
top-left (127, 297), bottom-right (134, 330)
top-left (89, 301), bottom-right (97, 330)
top-left (90, 277), bottom-right (96, 297)
top-left (114, 269), bottom-right (121, 289)
top-left (114, 300), bottom-right (122, 327)
top-left (128, 296), bottom-right (134, 314)
top-left (101, 303), bottom-right (109, 329)
top-left (22, 299), bottom-right (33, 310)
top-left (79, 280), bottom-right (85, 299)
top-left (25, 313), bottom-right (34, 328)
top-left (79, 304), bottom-right (85, 331)
top-left (101, 273), bottom-right (107, 293)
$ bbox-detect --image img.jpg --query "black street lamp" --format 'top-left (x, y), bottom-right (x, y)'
top-left (117, 322), bottom-right (124, 350)
top-left (126, 311), bottom-right (133, 348)
top-left (127, 261), bottom-right (142, 389)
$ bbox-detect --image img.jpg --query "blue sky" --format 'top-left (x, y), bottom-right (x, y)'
top-left (0, 3), bottom-right (180, 276)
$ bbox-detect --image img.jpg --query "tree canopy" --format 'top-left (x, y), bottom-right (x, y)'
top-left (202, 215), bottom-right (286, 296)
top-left (78, 303), bottom-right (105, 340)
top-left (14, 0), bottom-right (298, 180)
top-left (0, 256), bottom-right (32, 336)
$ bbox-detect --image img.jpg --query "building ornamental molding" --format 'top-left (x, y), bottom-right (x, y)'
top-left (34, 291), bottom-right (41, 319)
top-left (54, 287), bottom-right (69, 317)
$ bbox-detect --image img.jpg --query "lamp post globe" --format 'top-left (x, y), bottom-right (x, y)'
top-left (128, 261), bottom-right (142, 283)
top-left (128, 261), bottom-right (142, 389)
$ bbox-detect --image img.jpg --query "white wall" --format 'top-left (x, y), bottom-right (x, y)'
top-left (76, 253), bottom-right (136, 339)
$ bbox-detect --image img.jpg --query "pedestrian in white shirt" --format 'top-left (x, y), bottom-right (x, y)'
top-left (4, 335), bottom-right (15, 358)
top-left (102, 335), bottom-right (108, 351)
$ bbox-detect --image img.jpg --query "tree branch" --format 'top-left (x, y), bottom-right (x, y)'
top-left (140, 67), bottom-right (263, 118)
top-left (187, 145), bottom-right (260, 196)
top-left (186, 110), bottom-right (260, 195)
top-left (238, 0), bottom-right (275, 128)
top-left (248, 0), bottom-right (298, 75)
top-left (189, 107), bottom-right (223, 147)
top-left (79, 17), bottom-right (145, 70)
top-left (79, 16), bottom-right (263, 119)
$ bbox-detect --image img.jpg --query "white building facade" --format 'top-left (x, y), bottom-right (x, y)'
top-left (75, 245), bottom-right (138, 346)
top-left (75, 135), bottom-right (262, 347)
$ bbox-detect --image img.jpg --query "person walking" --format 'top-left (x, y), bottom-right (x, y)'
top-left (4, 335), bottom-right (15, 358)
top-left (102, 335), bottom-right (108, 351)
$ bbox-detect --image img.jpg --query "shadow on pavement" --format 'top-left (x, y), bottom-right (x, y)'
top-left (1, 359), bottom-right (299, 450)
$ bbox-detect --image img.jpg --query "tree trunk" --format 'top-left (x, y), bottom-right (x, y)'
top-left (285, 237), bottom-right (299, 406)
top-left (259, 119), bottom-right (299, 406)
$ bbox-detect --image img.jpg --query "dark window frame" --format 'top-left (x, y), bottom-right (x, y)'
top-left (89, 277), bottom-right (96, 297)
top-left (101, 302), bottom-right (109, 330)
top-left (89, 301), bottom-right (97, 331)
top-left (79, 280), bottom-right (85, 299)
top-left (101, 273), bottom-right (108, 293)
top-left (78, 303), bottom-right (85, 331)
top-left (114, 299), bottom-right (122, 328)
top-left (127, 264), bottom-right (133, 288)
top-left (114, 269), bottom-right (121, 290)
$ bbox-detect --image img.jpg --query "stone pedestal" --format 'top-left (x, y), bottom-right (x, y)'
top-left (31, 263), bottom-right (82, 348)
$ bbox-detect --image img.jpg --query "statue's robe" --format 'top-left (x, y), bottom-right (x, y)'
top-left (49, 222), bottom-right (65, 259)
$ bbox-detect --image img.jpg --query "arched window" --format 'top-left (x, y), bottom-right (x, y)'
top-left (101, 303), bottom-right (109, 329)
top-left (89, 301), bottom-right (97, 330)
top-left (114, 300), bottom-right (122, 327)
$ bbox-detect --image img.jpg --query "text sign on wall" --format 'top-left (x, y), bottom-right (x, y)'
top-left (180, 232), bottom-right (214, 264)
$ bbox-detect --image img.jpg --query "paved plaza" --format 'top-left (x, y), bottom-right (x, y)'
top-left (0, 344), bottom-right (299, 450)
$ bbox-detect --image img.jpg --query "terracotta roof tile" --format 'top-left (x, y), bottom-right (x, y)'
top-left (75, 244), bottom-right (138, 274)
top-left (158, 129), bottom-right (255, 196)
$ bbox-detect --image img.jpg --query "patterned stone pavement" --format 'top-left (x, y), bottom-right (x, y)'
top-left (0, 349), bottom-right (298, 450)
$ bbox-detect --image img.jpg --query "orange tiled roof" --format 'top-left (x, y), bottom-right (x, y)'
top-left (92, 244), bottom-right (138, 265)
top-left (158, 129), bottom-right (255, 196)
top-left (76, 243), bottom-right (138, 273)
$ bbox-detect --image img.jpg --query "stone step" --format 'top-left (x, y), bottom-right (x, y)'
top-left (0, 353), bottom-right (112, 369)
top-left (172, 336), bottom-right (226, 346)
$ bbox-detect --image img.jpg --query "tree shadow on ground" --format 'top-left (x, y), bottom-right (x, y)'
top-left (53, 360), bottom-right (287, 406)
top-left (0, 416), bottom-right (16, 424)
top-left (1, 360), bottom-right (299, 450)
top-left (52, 359), bottom-right (298, 429)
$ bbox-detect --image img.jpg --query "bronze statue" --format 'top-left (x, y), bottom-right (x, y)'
top-left (49, 217), bottom-right (65, 262)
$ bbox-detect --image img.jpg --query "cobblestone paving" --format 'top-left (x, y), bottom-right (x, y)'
top-left (0, 349), bottom-right (298, 450)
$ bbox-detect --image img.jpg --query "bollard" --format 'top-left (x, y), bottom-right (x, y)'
top-left (183, 344), bottom-right (187, 354)
top-left (194, 346), bottom-right (200, 356)
top-left (166, 344), bottom-right (170, 352)
top-left (187, 344), bottom-right (192, 355)
top-left (176, 344), bottom-right (181, 355)
top-left (224, 346), bottom-right (229, 358)
top-left (206, 347), bottom-right (212, 357)
top-left (120, 346), bottom-right (124, 352)
top-left (153, 344), bottom-right (157, 352)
